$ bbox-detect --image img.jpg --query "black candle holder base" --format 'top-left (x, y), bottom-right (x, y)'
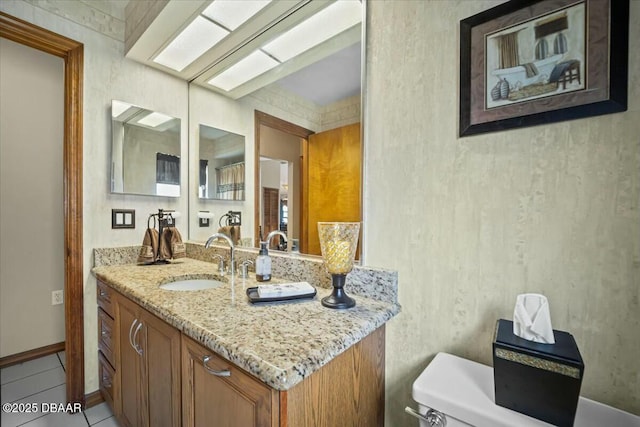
top-left (321, 274), bottom-right (356, 309)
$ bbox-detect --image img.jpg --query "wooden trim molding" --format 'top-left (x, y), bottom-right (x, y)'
top-left (0, 12), bottom-right (84, 407)
top-left (253, 111), bottom-right (314, 248)
top-left (84, 390), bottom-right (105, 409)
top-left (0, 342), bottom-right (65, 369)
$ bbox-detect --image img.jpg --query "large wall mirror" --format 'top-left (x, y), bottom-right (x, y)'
top-left (177, 0), bottom-right (365, 255)
top-left (111, 100), bottom-right (181, 197)
top-left (198, 124), bottom-right (245, 201)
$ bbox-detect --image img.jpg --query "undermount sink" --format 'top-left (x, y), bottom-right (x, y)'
top-left (159, 279), bottom-right (224, 291)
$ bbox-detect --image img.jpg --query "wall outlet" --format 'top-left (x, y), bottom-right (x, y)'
top-left (52, 290), bottom-right (63, 305)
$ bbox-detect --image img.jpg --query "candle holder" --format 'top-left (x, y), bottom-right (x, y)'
top-left (317, 222), bottom-right (360, 309)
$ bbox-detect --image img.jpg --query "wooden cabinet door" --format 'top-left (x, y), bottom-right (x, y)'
top-left (140, 309), bottom-right (181, 427)
top-left (182, 335), bottom-right (277, 427)
top-left (116, 296), bottom-right (143, 427)
top-left (116, 294), bottom-right (181, 427)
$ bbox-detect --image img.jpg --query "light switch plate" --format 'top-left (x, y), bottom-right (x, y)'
top-left (112, 209), bottom-right (135, 229)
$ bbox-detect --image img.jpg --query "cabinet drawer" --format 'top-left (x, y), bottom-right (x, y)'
top-left (98, 308), bottom-right (115, 366)
top-left (97, 280), bottom-right (114, 316)
top-left (98, 352), bottom-right (116, 409)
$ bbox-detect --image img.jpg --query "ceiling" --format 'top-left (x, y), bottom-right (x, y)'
top-left (124, 0), bottom-right (362, 106)
top-left (275, 41), bottom-right (361, 106)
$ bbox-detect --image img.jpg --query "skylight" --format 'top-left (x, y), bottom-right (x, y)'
top-left (206, 0), bottom-right (362, 93)
top-left (138, 112), bottom-right (174, 128)
top-left (154, 16), bottom-right (229, 71)
top-left (207, 50), bottom-right (279, 91)
top-left (202, 0), bottom-right (271, 31)
top-left (262, 1), bottom-right (362, 62)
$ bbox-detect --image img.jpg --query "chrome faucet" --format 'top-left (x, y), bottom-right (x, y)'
top-left (265, 230), bottom-right (288, 249)
top-left (205, 233), bottom-right (235, 275)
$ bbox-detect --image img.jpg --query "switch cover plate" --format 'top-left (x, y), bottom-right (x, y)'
top-left (112, 209), bottom-right (135, 229)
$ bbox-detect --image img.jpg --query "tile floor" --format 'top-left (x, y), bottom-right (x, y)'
top-left (1, 352), bottom-right (120, 427)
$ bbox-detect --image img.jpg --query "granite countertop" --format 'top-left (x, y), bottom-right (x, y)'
top-left (92, 258), bottom-right (400, 391)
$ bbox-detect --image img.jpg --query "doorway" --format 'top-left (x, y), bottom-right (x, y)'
top-left (254, 111), bottom-right (314, 250)
top-left (0, 12), bottom-right (84, 406)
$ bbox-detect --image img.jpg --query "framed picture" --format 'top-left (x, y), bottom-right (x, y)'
top-left (459, 0), bottom-right (629, 137)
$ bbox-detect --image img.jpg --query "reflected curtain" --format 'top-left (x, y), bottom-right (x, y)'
top-left (199, 159), bottom-right (208, 197)
top-left (216, 162), bottom-right (244, 200)
top-left (156, 153), bottom-right (180, 184)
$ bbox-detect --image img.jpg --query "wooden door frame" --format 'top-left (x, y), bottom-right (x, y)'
top-left (254, 111), bottom-right (313, 248)
top-left (0, 12), bottom-right (84, 406)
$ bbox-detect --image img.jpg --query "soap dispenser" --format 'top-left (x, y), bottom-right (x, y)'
top-left (255, 241), bottom-right (271, 282)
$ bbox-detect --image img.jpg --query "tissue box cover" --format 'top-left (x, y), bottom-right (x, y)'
top-left (493, 319), bottom-right (584, 427)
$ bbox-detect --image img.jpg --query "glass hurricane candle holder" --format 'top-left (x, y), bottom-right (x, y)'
top-left (317, 222), bottom-right (360, 309)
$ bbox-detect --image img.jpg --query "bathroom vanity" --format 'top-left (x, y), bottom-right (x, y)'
top-left (93, 255), bottom-right (399, 427)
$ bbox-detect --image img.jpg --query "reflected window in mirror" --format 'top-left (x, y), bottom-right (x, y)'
top-left (111, 100), bottom-right (181, 197)
top-left (198, 124), bottom-right (245, 201)
top-left (156, 153), bottom-right (180, 196)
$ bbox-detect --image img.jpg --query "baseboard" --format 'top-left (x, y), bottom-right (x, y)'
top-left (0, 341), bottom-right (65, 368)
top-left (85, 390), bottom-right (105, 409)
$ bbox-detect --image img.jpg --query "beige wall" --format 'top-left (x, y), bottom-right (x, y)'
top-left (363, 1), bottom-right (640, 425)
top-left (0, 0), bottom-right (189, 392)
top-left (0, 38), bottom-right (65, 356)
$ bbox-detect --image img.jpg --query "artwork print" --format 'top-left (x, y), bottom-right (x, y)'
top-left (486, 2), bottom-right (585, 109)
top-left (459, 0), bottom-right (628, 137)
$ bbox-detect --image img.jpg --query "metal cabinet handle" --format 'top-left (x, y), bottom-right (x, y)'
top-left (102, 374), bottom-right (112, 388)
top-left (405, 407), bottom-right (447, 427)
top-left (128, 319), bottom-right (138, 350)
top-left (132, 322), bottom-right (143, 356)
top-left (202, 355), bottom-right (231, 377)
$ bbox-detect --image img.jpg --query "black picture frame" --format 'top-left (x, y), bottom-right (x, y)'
top-left (459, 0), bottom-right (629, 137)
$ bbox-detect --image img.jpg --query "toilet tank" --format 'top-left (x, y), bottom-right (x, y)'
top-left (407, 353), bottom-right (640, 427)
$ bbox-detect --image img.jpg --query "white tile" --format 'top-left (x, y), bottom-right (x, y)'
top-left (84, 402), bottom-right (113, 425)
top-left (0, 366), bottom-right (65, 403)
top-left (92, 416), bottom-right (121, 427)
top-left (20, 411), bottom-right (88, 427)
top-left (1, 355), bottom-right (61, 385)
top-left (57, 351), bottom-right (66, 369)
top-left (0, 384), bottom-right (66, 426)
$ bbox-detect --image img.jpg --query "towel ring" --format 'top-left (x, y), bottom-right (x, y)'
top-left (147, 214), bottom-right (157, 230)
top-left (219, 213), bottom-right (231, 227)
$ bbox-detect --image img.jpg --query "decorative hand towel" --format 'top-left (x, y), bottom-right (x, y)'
top-left (229, 225), bottom-right (241, 245)
top-left (217, 226), bottom-right (241, 245)
top-left (137, 228), bottom-right (159, 264)
top-left (159, 228), bottom-right (173, 261)
top-left (169, 227), bottom-right (186, 259)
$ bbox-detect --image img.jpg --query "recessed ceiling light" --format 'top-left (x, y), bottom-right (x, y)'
top-left (137, 112), bottom-right (174, 128)
top-left (208, 50), bottom-right (279, 91)
top-left (154, 16), bottom-right (229, 71)
top-left (262, 1), bottom-right (361, 62)
top-left (202, 0), bottom-right (271, 31)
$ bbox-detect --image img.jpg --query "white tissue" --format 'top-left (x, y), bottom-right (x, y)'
top-left (513, 293), bottom-right (555, 344)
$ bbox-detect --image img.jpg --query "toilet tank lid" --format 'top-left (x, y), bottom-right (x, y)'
top-left (411, 353), bottom-right (640, 427)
